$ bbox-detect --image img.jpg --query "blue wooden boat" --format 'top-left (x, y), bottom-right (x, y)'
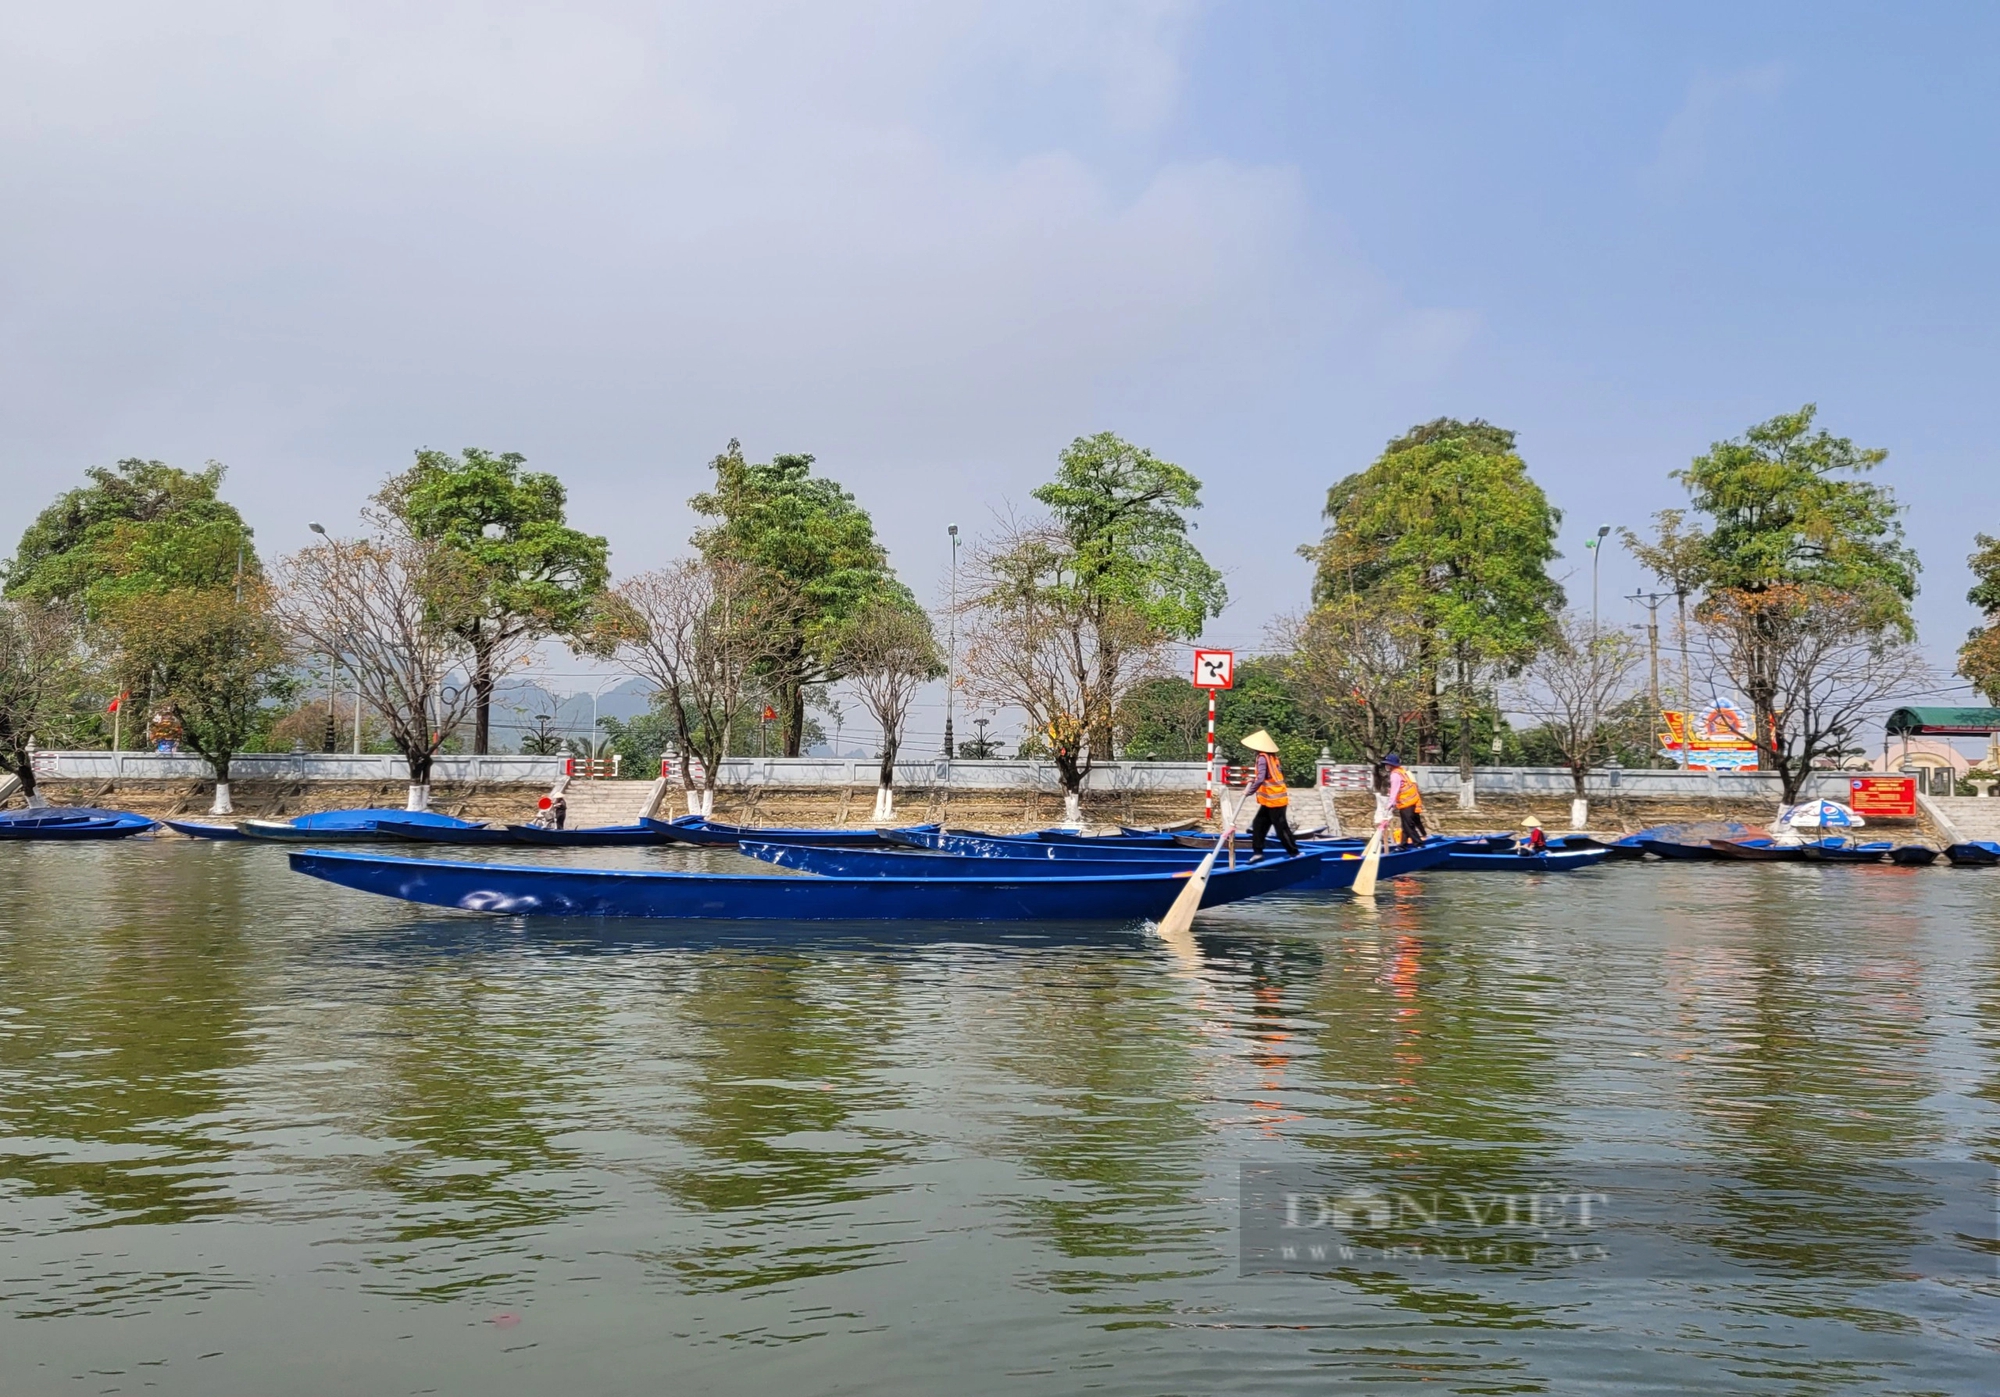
top-left (377, 821), bottom-right (521, 846)
top-left (237, 808), bottom-right (484, 843)
top-left (507, 822), bottom-right (681, 847)
top-left (737, 840), bottom-right (1325, 881)
top-left (0, 806), bottom-right (156, 840)
top-left (1637, 838), bottom-right (1722, 861)
top-left (285, 847), bottom-right (1326, 922)
top-left (1709, 837), bottom-right (1805, 862)
top-left (643, 817), bottom-right (939, 848)
top-left (1944, 840), bottom-right (2000, 867)
top-left (1437, 847), bottom-right (1611, 872)
top-left (1888, 844), bottom-right (1940, 867)
top-left (164, 818), bottom-right (257, 841)
top-left (769, 835), bottom-right (1456, 891)
top-left (1800, 839), bottom-right (1893, 864)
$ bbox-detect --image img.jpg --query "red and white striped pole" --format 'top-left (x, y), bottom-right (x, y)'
top-left (1204, 690), bottom-right (1216, 821)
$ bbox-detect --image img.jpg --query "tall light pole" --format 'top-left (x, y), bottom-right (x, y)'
top-left (944, 523), bottom-right (960, 759)
top-left (308, 523), bottom-right (338, 752)
top-left (1587, 524), bottom-right (1611, 640)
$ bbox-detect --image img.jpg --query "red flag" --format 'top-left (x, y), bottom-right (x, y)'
top-left (107, 690), bottom-right (129, 714)
top-left (761, 705), bottom-right (777, 722)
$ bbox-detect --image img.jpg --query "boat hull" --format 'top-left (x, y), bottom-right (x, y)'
top-left (643, 818), bottom-right (937, 847)
top-left (1637, 839), bottom-right (1722, 861)
top-left (1944, 841), bottom-right (2000, 867)
top-left (1888, 846), bottom-right (1940, 866)
top-left (376, 822), bottom-right (521, 846)
top-left (287, 847), bottom-right (1326, 922)
top-left (1709, 838), bottom-right (1805, 862)
top-left (506, 824), bottom-right (681, 847)
top-left (1801, 842), bottom-right (1892, 864)
top-left (0, 818), bottom-right (154, 840)
top-left (163, 818), bottom-right (256, 841)
top-left (739, 840), bottom-right (1442, 891)
top-left (1437, 848), bottom-right (1612, 872)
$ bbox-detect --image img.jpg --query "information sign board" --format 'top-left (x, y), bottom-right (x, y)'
top-left (1848, 775), bottom-right (1916, 817)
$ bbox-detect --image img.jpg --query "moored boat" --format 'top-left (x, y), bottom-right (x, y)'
top-left (739, 838), bottom-right (1447, 891)
top-left (643, 817), bottom-right (938, 847)
top-left (1709, 837), bottom-right (1806, 862)
top-left (376, 821), bottom-right (521, 846)
top-left (286, 846), bottom-right (1326, 922)
top-left (164, 818), bottom-right (257, 841)
top-left (1888, 845), bottom-right (1940, 866)
top-left (1944, 841), bottom-right (2000, 867)
top-left (0, 806), bottom-right (156, 840)
top-left (1637, 838), bottom-right (1722, 861)
top-left (507, 822), bottom-right (682, 847)
top-left (236, 808), bottom-right (484, 843)
top-left (1437, 847), bottom-right (1611, 872)
top-left (1800, 840), bottom-right (1893, 864)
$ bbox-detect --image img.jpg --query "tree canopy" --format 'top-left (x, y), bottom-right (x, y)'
top-left (1958, 532), bottom-right (2000, 703)
top-left (690, 441), bottom-right (905, 756)
top-left (1305, 418), bottom-right (1563, 770)
top-left (1676, 404), bottom-right (1918, 632)
top-left (1031, 432), bottom-right (1226, 641)
top-left (378, 448), bottom-right (610, 753)
top-left (5, 459), bottom-right (255, 614)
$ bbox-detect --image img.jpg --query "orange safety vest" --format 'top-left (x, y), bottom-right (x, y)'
top-left (1254, 753), bottom-right (1289, 808)
top-left (1393, 769), bottom-right (1423, 812)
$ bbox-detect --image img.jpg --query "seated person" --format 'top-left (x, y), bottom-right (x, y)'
top-left (1518, 817), bottom-right (1548, 854)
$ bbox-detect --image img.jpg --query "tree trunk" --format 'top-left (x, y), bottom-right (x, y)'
top-left (210, 750), bottom-right (234, 815)
top-left (406, 747), bottom-right (434, 811)
top-left (784, 681), bottom-right (807, 757)
top-left (1571, 760), bottom-right (1588, 799)
top-left (8, 755), bottom-right (38, 803)
top-left (473, 644), bottom-right (494, 756)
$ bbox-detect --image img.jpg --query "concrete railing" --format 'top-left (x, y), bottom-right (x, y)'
top-left (27, 749), bottom-right (1857, 800)
top-left (31, 751), bottom-right (566, 784)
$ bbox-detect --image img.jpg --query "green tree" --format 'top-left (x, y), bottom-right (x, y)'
top-left (690, 442), bottom-right (902, 757)
top-left (109, 585), bottom-right (293, 813)
top-left (5, 459), bottom-right (253, 613)
top-left (1957, 533), bottom-right (2000, 703)
top-left (378, 449), bottom-right (611, 755)
top-left (837, 596), bottom-right (945, 820)
top-left (961, 434), bottom-right (1224, 819)
top-left (1033, 432), bottom-right (1226, 760)
top-left (0, 599), bottom-right (96, 806)
top-left (1304, 418), bottom-right (1563, 779)
top-left (1670, 406), bottom-right (1922, 800)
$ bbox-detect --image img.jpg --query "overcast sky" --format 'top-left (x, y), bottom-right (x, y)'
top-left (4, 2), bottom-right (1997, 745)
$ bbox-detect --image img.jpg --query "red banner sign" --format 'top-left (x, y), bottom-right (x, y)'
top-left (1848, 776), bottom-right (1915, 817)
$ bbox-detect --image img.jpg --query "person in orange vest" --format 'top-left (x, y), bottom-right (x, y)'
top-left (1239, 730), bottom-right (1300, 859)
top-left (1383, 752), bottom-right (1426, 847)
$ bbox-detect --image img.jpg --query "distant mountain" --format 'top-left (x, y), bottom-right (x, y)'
top-left (486, 676), bottom-right (656, 751)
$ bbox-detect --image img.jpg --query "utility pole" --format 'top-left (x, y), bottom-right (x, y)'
top-left (943, 523), bottom-right (960, 759)
top-left (1627, 590), bottom-right (1671, 766)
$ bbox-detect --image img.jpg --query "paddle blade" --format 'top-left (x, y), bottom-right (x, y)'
top-left (1352, 826), bottom-right (1385, 899)
top-left (1156, 847), bottom-right (1221, 937)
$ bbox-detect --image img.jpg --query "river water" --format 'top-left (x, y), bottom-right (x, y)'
top-left (2, 841), bottom-right (1995, 1395)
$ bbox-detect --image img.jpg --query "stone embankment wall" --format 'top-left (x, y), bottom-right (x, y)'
top-left (24, 779), bottom-right (554, 824)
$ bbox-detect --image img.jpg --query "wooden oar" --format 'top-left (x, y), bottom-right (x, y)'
top-left (1351, 821), bottom-right (1387, 899)
top-left (1156, 793), bottom-right (1242, 937)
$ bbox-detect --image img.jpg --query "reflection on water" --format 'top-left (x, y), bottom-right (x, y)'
top-left (0, 843), bottom-right (1995, 1394)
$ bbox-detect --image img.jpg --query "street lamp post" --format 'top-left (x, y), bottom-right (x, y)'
top-left (944, 524), bottom-right (960, 759)
top-left (307, 524), bottom-right (338, 753)
top-left (1588, 524), bottom-right (1612, 640)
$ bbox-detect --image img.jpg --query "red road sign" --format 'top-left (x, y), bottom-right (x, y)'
top-left (1192, 649), bottom-right (1234, 689)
